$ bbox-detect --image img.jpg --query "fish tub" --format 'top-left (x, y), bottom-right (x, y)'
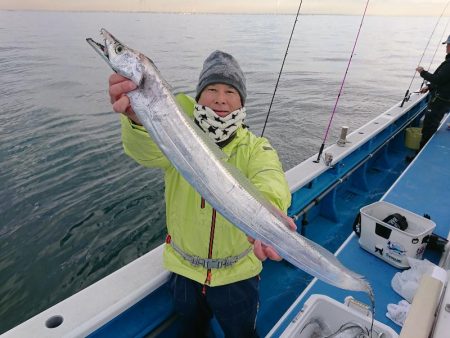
top-left (358, 201), bottom-right (436, 269)
top-left (279, 294), bottom-right (398, 338)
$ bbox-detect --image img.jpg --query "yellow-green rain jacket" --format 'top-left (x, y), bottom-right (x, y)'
top-left (121, 93), bottom-right (291, 287)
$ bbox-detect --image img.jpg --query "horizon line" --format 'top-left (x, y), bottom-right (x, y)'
top-left (1, 8), bottom-right (448, 17)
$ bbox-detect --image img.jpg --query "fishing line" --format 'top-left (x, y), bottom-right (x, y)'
top-left (260, 0), bottom-right (304, 137)
top-left (420, 16), bottom-right (450, 89)
top-left (428, 16), bottom-right (450, 72)
top-left (400, 0), bottom-right (450, 106)
top-left (314, 0), bottom-right (370, 164)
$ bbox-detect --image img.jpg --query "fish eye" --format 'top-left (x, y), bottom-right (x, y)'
top-left (115, 44), bottom-right (124, 54)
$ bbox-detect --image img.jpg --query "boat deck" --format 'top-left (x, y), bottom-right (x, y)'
top-left (270, 114), bottom-right (450, 336)
top-left (2, 96), bottom-right (438, 338)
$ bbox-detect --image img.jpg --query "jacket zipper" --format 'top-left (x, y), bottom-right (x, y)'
top-left (202, 206), bottom-right (216, 295)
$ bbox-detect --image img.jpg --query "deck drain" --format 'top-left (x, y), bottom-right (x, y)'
top-left (45, 315), bottom-right (64, 328)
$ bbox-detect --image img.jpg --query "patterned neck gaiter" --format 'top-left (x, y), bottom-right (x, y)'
top-left (193, 104), bottom-right (246, 144)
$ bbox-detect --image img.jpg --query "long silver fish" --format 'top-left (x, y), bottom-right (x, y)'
top-left (87, 29), bottom-right (371, 293)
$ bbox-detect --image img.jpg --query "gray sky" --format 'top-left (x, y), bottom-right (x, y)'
top-left (1, 0), bottom-right (450, 16)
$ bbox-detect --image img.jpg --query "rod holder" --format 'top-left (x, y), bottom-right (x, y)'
top-left (337, 126), bottom-right (349, 147)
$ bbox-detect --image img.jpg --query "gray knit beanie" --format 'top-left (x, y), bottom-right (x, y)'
top-left (196, 50), bottom-right (247, 105)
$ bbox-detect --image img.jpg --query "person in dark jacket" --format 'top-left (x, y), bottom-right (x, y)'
top-left (416, 34), bottom-right (450, 149)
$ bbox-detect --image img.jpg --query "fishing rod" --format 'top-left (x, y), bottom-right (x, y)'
top-left (314, 0), bottom-right (370, 164)
top-left (420, 16), bottom-right (450, 89)
top-left (261, 0), bottom-right (304, 137)
top-left (400, 0), bottom-right (450, 107)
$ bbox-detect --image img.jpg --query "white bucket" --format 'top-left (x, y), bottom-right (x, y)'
top-left (358, 201), bottom-right (436, 269)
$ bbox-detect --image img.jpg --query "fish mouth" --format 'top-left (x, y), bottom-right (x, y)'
top-left (86, 28), bottom-right (119, 62)
top-left (86, 37), bottom-right (108, 59)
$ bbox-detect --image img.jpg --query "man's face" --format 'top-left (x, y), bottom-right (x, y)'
top-left (198, 83), bottom-right (242, 117)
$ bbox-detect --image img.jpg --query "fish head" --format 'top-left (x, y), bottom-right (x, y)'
top-left (86, 28), bottom-right (144, 85)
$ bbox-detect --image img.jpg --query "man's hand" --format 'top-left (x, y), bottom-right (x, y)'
top-left (108, 74), bottom-right (140, 124)
top-left (419, 86), bottom-right (429, 94)
top-left (416, 66), bottom-right (424, 74)
top-left (248, 212), bottom-right (297, 261)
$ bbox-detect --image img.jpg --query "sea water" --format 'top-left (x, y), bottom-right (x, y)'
top-left (0, 10), bottom-right (446, 333)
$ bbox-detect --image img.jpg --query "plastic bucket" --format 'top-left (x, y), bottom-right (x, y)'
top-left (358, 201), bottom-right (436, 269)
top-left (405, 127), bottom-right (422, 150)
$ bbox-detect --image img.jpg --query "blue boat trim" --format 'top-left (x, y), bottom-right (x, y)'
top-left (269, 113), bottom-right (450, 337)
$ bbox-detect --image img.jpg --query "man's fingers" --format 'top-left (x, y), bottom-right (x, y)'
top-left (273, 208), bottom-right (297, 231)
top-left (109, 80), bottom-right (137, 102)
top-left (252, 240), bottom-right (283, 262)
top-left (287, 218), bottom-right (297, 231)
top-left (112, 95), bottom-right (131, 113)
top-left (125, 107), bottom-right (141, 123)
top-left (262, 244), bottom-right (282, 261)
top-left (112, 96), bottom-right (141, 124)
top-left (107, 74), bottom-right (140, 124)
top-left (109, 73), bottom-right (128, 86)
top-left (253, 240), bottom-right (267, 261)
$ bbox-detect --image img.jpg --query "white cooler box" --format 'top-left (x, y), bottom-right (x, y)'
top-left (280, 294), bottom-right (398, 338)
top-left (358, 201), bottom-right (436, 269)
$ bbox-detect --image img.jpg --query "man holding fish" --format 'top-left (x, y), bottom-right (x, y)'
top-left (108, 50), bottom-right (294, 337)
top-left (89, 28), bottom-right (369, 336)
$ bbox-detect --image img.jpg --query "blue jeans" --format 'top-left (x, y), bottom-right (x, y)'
top-left (169, 273), bottom-right (260, 338)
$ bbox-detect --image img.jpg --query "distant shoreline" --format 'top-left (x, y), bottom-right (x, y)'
top-left (0, 9), bottom-right (444, 17)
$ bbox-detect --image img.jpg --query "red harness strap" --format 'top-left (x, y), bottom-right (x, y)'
top-left (202, 209), bottom-right (217, 295)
